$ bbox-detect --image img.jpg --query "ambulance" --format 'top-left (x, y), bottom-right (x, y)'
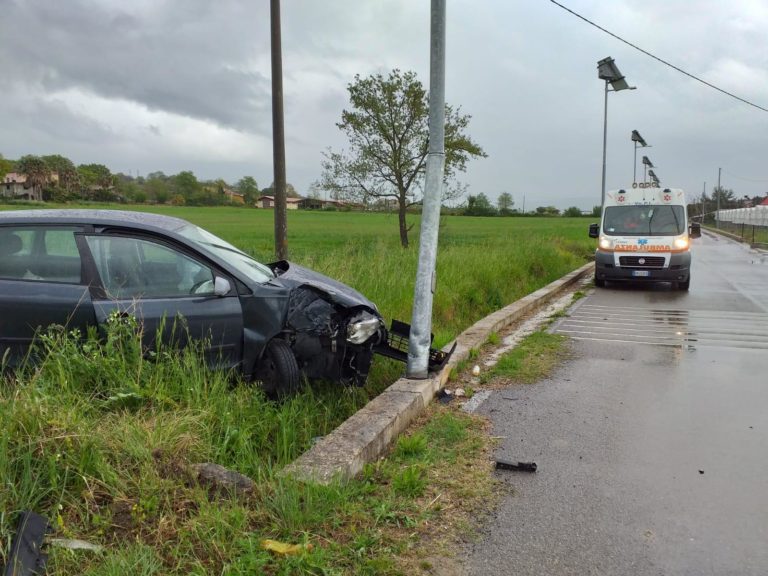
top-left (588, 184), bottom-right (701, 290)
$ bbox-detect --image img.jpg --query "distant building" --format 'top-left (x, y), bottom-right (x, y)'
top-left (256, 195), bottom-right (301, 210)
top-left (1, 173), bottom-right (42, 201)
top-left (223, 188), bottom-right (245, 204)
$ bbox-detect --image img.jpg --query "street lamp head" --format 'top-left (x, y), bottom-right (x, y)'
top-left (642, 155), bottom-right (654, 168)
top-left (597, 56), bottom-right (631, 91)
top-left (631, 130), bottom-right (648, 147)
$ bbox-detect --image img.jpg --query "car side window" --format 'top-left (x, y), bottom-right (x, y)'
top-left (85, 236), bottom-right (216, 299)
top-left (0, 226), bottom-right (82, 283)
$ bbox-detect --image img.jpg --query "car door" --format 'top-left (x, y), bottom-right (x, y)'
top-left (81, 233), bottom-right (244, 369)
top-left (0, 225), bottom-right (95, 368)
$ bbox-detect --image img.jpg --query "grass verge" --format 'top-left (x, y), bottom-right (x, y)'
top-left (1, 319), bottom-right (495, 575)
top-left (482, 331), bottom-right (570, 385)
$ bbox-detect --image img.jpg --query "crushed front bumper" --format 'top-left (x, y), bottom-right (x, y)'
top-left (374, 319), bottom-right (455, 373)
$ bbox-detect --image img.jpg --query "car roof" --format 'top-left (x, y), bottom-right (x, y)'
top-left (0, 209), bottom-right (191, 233)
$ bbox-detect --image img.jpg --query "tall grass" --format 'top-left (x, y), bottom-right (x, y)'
top-left (1, 206), bottom-right (592, 573)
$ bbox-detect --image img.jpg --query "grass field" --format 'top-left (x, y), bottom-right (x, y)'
top-left (1, 204), bottom-right (595, 574)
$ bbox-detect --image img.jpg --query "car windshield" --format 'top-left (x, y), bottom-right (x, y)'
top-left (177, 224), bottom-right (275, 283)
top-left (603, 205), bottom-right (685, 236)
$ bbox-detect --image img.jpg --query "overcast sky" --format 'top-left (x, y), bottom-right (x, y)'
top-left (1, 0), bottom-right (766, 210)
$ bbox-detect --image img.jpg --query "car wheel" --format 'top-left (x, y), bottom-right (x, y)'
top-left (595, 277), bottom-right (606, 288)
top-left (677, 277), bottom-right (690, 291)
top-left (256, 339), bottom-right (301, 398)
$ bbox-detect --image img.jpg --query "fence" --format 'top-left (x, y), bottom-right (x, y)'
top-left (715, 206), bottom-right (768, 248)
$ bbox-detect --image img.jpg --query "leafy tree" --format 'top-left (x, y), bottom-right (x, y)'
top-left (497, 192), bottom-right (514, 215)
top-left (42, 154), bottom-right (80, 198)
top-left (237, 176), bottom-right (259, 204)
top-left (711, 186), bottom-right (737, 209)
top-left (464, 193), bottom-right (497, 216)
top-left (0, 154), bottom-right (15, 181)
top-left (318, 69), bottom-right (486, 247)
top-left (172, 171), bottom-right (201, 201)
top-left (77, 164), bottom-right (115, 190)
top-left (563, 206), bottom-right (583, 217)
top-left (535, 206), bottom-right (560, 216)
top-left (591, 205), bottom-right (602, 218)
top-left (16, 155), bottom-right (50, 200)
top-left (261, 182), bottom-right (299, 198)
top-left (146, 177), bottom-right (170, 204)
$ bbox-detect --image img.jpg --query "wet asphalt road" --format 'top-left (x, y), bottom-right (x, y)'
top-left (464, 232), bottom-right (768, 575)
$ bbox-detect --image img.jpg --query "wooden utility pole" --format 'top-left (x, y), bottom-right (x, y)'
top-left (270, 0), bottom-right (288, 259)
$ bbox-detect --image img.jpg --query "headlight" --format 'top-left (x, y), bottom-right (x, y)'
top-left (346, 314), bottom-right (383, 344)
top-left (674, 236), bottom-right (689, 250)
top-left (598, 235), bottom-right (612, 250)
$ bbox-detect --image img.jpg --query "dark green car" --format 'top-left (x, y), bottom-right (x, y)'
top-left (0, 209), bottom-right (439, 395)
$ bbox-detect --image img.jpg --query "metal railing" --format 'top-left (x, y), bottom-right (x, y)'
top-left (715, 206), bottom-right (768, 248)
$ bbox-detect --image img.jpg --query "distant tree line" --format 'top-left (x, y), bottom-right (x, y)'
top-left (0, 153), bottom-right (270, 207)
top-left (687, 186), bottom-right (765, 223)
top-left (454, 192), bottom-right (598, 218)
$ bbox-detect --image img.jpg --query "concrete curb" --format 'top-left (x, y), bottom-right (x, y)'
top-left (283, 261), bottom-right (595, 484)
top-left (702, 225), bottom-right (768, 251)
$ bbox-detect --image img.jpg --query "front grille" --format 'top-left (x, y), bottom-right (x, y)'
top-left (619, 256), bottom-right (665, 268)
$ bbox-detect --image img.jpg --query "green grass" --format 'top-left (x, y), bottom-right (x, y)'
top-left (482, 331), bottom-right (569, 384)
top-left (1, 322), bottom-right (494, 573)
top-left (1, 204), bottom-right (590, 573)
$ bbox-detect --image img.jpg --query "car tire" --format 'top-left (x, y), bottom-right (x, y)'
top-left (677, 277), bottom-right (690, 291)
top-left (595, 277), bottom-right (606, 288)
top-left (256, 339), bottom-right (301, 399)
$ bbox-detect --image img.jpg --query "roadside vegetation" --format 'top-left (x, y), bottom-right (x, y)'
top-left (1, 319), bottom-right (494, 574)
top-left (1, 206), bottom-right (589, 573)
top-left (481, 332), bottom-right (570, 385)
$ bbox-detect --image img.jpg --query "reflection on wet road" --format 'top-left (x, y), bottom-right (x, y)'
top-left (556, 304), bottom-right (768, 350)
top-left (464, 232), bottom-right (768, 575)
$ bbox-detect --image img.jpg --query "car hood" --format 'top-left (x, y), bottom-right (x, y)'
top-left (268, 260), bottom-right (379, 312)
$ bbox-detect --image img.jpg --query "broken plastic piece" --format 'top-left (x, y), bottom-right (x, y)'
top-left (436, 388), bottom-right (454, 404)
top-left (49, 538), bottom-right (103, 552)
top-left (374, 319), bottom-right (456, 372)
top-left (495, 460), bottom-right (537, 472)
top-left (3, 511), bottom-right (51, 576)
top-left (260, 539), bottom-right (313, 556)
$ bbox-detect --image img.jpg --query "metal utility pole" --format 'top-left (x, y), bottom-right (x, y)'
top-left (407, 0), bottom-right (446, 379)
top-left (716, 167), bottom-right (721, 229)
top-left (270, 0), bottom-right (288, 259)
top-left (597, 57), bottom-right (633, 207)
top-left (601, 80), bottom-right (609, 207)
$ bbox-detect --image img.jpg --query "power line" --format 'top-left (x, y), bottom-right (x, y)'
top-left (549, 0), bottom-right (768, 113)
top-left (721, 168), bottom-right (768, 184)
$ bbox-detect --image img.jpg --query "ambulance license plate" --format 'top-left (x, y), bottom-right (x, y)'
top-left (632, 270), bottom-right (650, 277)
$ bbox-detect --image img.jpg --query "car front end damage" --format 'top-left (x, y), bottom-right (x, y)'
top-left (284, 285), bottom-right (386, 386)
top-left (273, 262), bottom-right (452, 386)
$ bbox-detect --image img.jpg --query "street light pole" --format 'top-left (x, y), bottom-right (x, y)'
top-left (597, 57), bottom-right (634, 208)
top-left (601, 80), bottom-right (609, 207)
top-left (716, 167), bottom-right (722, 229)
top-left (407, 0), bottom-right (446, 379)
top-left (631, 130), bottom-right (648, 184)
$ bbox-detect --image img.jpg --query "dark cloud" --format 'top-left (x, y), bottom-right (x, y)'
top-left (0, 0), bottom-right (272, 131)
top-left (0, 0), bottom-right (766, 205)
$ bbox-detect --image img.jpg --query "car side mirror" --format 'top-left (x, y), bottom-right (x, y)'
top-left (214, 277), bottom-right (231, 296)
top-left (588, 223), bottom-right (600, 238)
top-left (689, 222), bottom-right (701, 239)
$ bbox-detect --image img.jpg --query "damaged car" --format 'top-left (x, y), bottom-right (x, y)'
top-left (0, 209), bottom-right (448, 395)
